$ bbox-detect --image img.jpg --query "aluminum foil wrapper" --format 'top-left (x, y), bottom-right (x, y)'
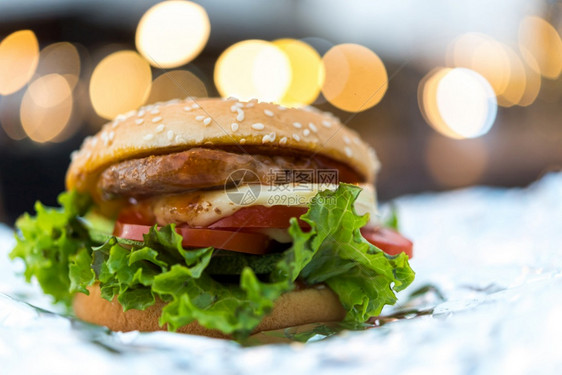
top-left (1, 173), bottom-right (561, 374)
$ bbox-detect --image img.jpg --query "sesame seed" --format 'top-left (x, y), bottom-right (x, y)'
top-left (108, 131), bottom-right (114, 141)
top-left (277, 105), bottom-right (287, 111)
top-left (167, 130), bottom-right (174, 140)
top-left (343, 135), bottom-right (351, 144)
top-left (150, 109), bottom-right (160, 115)
top-left (230, 105), bottom-right (238, 112)
top-left (166, 99), bottom-right (180, 105)
top-left (70, 151), bottom-right (78, 160)
top-left (245, 102), bottom-right (255, 108)
top-left (292, 133), bottom-right (301, 141)
top-left (353, 136), bottom-right (361, 145)
top-left (279, 136), bottom-right (288, 145)
top-left (262, 132), bottom-right (276, 144)
top-left (231, 123), bottom-right (239, 132)
top-left (251, 123), bottom-right (265, 130)
top-left (308, 122), bottom-right (318, 133)
top-left (155, 124), bottom-right (165, 133)
top-left (321, 120), bottom-right (331, 128)
top-left (91, 137), bottom-right (98, 147)
top-left (192, 103), bottom-right (200, 109)
top-left (203, 117), bottom-right (212, 126)
top-left (111, 121), bottom-right (119, 128)
top-left (236, 109), bottom-right (245, 122)
top-left (183, 106), bottom-right (191, 112)
top-left (195, 115), bottom-right (205, 121)
top-left (144, 133), bottom-right (154, 141)
top-left (175, 135), bottom-right (186, 143)
top-left (345, 146), bottom-right (353, 157)
top-left (135, 118), bottom-right (144, 125)
top-left (303, 129), bottom-right (311, 136)
top-left (292, 122), bottom-right (302, 128)
top-left (264, 109), bottom-right (274, 117)
top-left (152, 116), bottom-right (162, 123)
top-left (115, 114), bottom-right (127, 122)
top-left (240, 138), bottom-right (246, 144)
top-left (137, 110), bottom-right (145, 117)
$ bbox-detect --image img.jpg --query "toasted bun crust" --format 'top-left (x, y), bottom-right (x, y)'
top-left (66, 98), bottom-right (379, 195)
top-left (73, 284), bottom-right (346, 339)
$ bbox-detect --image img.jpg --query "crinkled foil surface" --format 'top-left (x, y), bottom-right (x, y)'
top-left (1, 173), bottom-right (561, 375)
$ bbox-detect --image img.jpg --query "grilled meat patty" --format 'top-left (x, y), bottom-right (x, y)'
top-left (98, 148), bottom-right (361, 199)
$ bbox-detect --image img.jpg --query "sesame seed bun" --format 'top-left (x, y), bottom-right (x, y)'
top-left (66, 97), bottom-right (380, 195)
top-left (73, 284), bottom-right (346, 339)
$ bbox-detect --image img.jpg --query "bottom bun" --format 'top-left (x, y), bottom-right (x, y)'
top-left (73, 284), bottom-right (346, 339)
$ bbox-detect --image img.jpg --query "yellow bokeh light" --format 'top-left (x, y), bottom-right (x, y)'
top-left (448, 33), bottom-right (511, 96)
top-left (35, 42), bottom-right (81, 89)
top-left (426, 134), bottom-right (488, 188)
top-left (214, 40), bottom-right (291, 102)
top-left (517, 49), bottom-right (541, 107)
top-left (273, 39), bottom-right (324, 107)
top-left (136, 0), bottom-right (210, 68)
top-left (418, 67), bottom-right (463, 139)
top-left (519, 16), bottom-right (562, 79)
top-left (321, 43), bottom-right (388, 112)
top-left (147, 70), bottom-right (208, 103)
top-left (89, 50), bottom-right (152, 120)
top-left (419, 67), bottom-right (497, 139)
top-left (0, 30), bottom-right (39, 95)
top-left (497, 46), bottom-right (527, 108)
top-left (20, 73), bottom-right (73, 143)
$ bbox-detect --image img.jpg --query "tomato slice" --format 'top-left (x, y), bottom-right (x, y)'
top-left (208, 205), bottom-right (308, 229)
top-left (361, 227), bottom-right (413, 258)
top-left (113, 221), bottom-right (270, 255)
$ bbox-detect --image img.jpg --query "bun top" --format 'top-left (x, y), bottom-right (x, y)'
top-left (66, 97), bottom-right (380, 193)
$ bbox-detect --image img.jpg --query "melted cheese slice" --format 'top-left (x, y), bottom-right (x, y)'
top-left (150, 183), bottom-right (378, 227)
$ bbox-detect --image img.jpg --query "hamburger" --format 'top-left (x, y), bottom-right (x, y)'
top-left (11, 97), bottom-right (414, 339)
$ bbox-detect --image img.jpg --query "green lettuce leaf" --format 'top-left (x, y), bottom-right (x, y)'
top-left (10, 184), bottom-right (414, 338)
top-left (10, 191), bottom-right (92, 304)
top-left (273, 184), bottom-right (415, 322)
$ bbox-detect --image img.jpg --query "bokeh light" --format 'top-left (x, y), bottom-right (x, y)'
top-left (89, 50), bottom-right (152, 120)
top-left (321, 43), bottom-right (388, 112)
top-left (496, 46), bottom-right (527, 107)
top-left (419, 67), bottom-right (497, 139)
top-left (273, 39), bottom-right (324, 107)
top-left (147, 70), bottom-right (208, 104)
top-left (419, 68), bottom-right (459, 139)
top-left (426, 134), bottom-right (488, 188)
top-left (519, 16), bottom-right (562, 79)
top-left (136, 0), bottom-right (210, 68)
top-left (20, 73), bottom-right (73, 143)
top-left (214, 40), bottom-right (291, 102)
top-left (34, 42), bottom-right (81, 89)
top-left (448, 33), bottom-right (511, 97)
top-left (0, 30), bottom-right (39, 95)
top-left (517, 49), bottom-right (542, 107)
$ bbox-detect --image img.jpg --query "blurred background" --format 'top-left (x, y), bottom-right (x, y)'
top-left (0, 0), bottom-right (561, 224)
